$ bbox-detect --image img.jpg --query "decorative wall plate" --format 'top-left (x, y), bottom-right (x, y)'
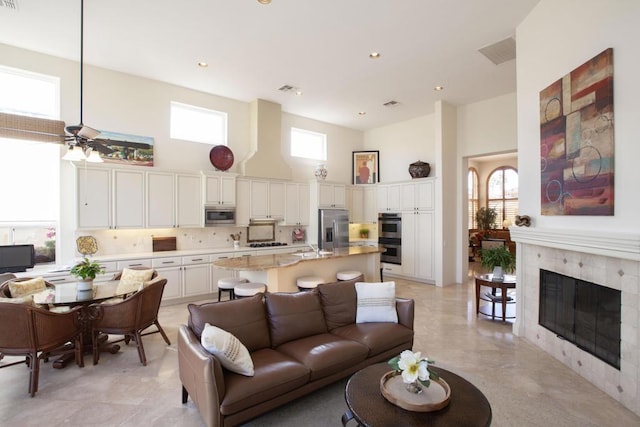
top-left (209, 145), bottom-right (234, 171)
top-left (76, 236), bottom-right (98, 255)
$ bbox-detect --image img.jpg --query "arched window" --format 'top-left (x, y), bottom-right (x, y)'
top-left (487, 167), bottom-right (518, 226)
top-left (468, 168), bottom-right (479, 229)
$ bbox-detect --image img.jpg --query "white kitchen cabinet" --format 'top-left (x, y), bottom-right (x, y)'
top-left (76, 166), bottom-right (111, 229)
top-left (117, 259), bottom-right (153, 270)
top-left (154, 265), bottom-right (182, 300)
top-left (112, 169), bottom-right (145, 229)
top-left (401, 178), bottom-right (434, 211)
top-left (249, 179), bottom-right (285, 221)
top-left (285, 182), bottom-right (309, 226)
top-left (235, 178), bottom-right (251, 226)
top-left (146, 171), bottom-right (176, 228)
top-left (182, 258), bottom-right (211, 297)
top-left (176, 173), bottom-right (203, 227)
top-left (316, 182), bottom-right (346, 208)
top-left (347, 186), bottom-right (364, 223)
top-left (203, 172), bottom-right (236, 206)
top-left (363, 187), bottom-right (378, 223)
top-left (377, 184), bottom-right (401, 212)
top-left (401, 211), bottom-right (434, 281)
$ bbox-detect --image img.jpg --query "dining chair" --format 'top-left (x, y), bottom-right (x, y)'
top-left (91, 277), bottom-right (170, 366)
top-left (0, 276), bottom-right (55, 299)
top-left (0, 302), bottom-right (84, 397)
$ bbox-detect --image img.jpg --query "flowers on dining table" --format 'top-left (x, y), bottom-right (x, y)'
top-left (388, 350), bottom-right (438, 388)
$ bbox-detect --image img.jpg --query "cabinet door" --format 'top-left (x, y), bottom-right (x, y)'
top-left (401, 212), bottom-right (417, 277)
top-left (156, 266), bottom-right (182, 300)
top-left (349, 187), bottom-right (364, 223)
top-left (364, 187), bottom-right (378, 223)
top-left (176, 173), bottom-right (202, 227)
top-left (183, 263), bottom-right (211, 297)
top-left (333, 184), bottom-right (346, 208)
top-left (204, 175), bottom-right (221, 205)
top-left (298, 183), bottom-right (309, 225)
top-left (415, 180), bottom-right (434, 211)
top-left (386, 185), bottom-right (401, 211)
top-left (113, 169), bottom-right (145, 229)
top-left (147, 171), bottom-right (175, 228)
top-left (235, 179), bottom-right (251, 226)
top-left (377, 185), bottom-right (388, 212)
top-left (77, 167), bottom-right (111, 229)
top-left (401, 183), bottom-right (417, 211)
top-left (318, 183), bottom-right (334, 207)
top-left (416, 211), bottom-right (434, 280)
top-left (268, 181), bottom-right (286, 220)
top-left (285, 183), bottom-right (300, 225)
top-left (250, 180), bottom-right (269, 218)
top-left (220, 176), bottom-right (236, 206)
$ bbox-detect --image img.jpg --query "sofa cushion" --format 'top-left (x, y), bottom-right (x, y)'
top-left (276, 333), bottom-right (369, 381)
top-left (330, 322), bottom-right (414, 357)
top-left (8, 277), bottom-right (46, 298)
top-left (355, 281), bottom-right (398, 323)
top-left (220, 348), bottom-right (310, 415)
top-left (188, 294), bottom-right (270, 351)
top-left (265, 291), bottom-right (327, 347)
top-left (201, 323), bottom-right (254, 376)
top-left (317, 279), bottom-right (357, 330)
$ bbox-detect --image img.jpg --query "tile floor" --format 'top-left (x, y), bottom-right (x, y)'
top-left (1, 267), bottom-right (639, 426)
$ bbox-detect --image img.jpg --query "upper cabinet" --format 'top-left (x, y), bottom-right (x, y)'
top-left (76, 166), bottom-right (112, 229)
top-left (401, 178), bottom-right (434, 211)
top-left (249, 179), bottom-right (285, 221)
top-left (314, 182), bottom-right (346, 208)
top-left (203, 172), bottom-right (236, 206)
top-left (348, 186), bottom-right (364, 223)
top-left (285, 182), bottom-right (309, 226)
top-left (146, 171), bottom-right (176, 228)
top-left (112, 169), bottom-right (145, 229)
top-left (176, 173), bottom-right (203, 228)
top-left (377, 184), bottom-right (401, 212)
top-left (235, 178), bottom-right (251, 226)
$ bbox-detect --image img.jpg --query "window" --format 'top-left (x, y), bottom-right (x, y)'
top-left (170, 102), bottom-right (227, 145)
top-left (487, 167), bottom-right (518, 226)
top-left (468, 168), bottom-right (479, 229)
top-left (0, 65), bottom-right (60, 119)
top-left (290, 127), bottom-right (327, 161)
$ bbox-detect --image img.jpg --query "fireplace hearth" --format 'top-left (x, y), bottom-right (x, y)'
top-left (539, 269), bottom-right (620, 369)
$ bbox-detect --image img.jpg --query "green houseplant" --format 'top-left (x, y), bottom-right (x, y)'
top-left (480, 245), bottom-right (515, 280)
top-left (475, 207), bottom-right (498, 231)
top-left (359, 227), bottom-right (370, 238)
top-left (70, 257), bottom-right (105, 289)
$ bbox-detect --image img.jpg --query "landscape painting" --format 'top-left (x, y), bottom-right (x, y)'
top-left (539, 48), bottom-right (614, 216)
top-left (95, 130), bottom-right (154, 166)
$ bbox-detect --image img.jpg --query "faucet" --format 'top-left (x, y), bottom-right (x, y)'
top-left (308, 243), bottom-right (319, 255)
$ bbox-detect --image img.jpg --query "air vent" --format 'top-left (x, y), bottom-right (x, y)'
top-left (278, 85), bottom-right (295, 92)
top-left (383, 100), bottom-right (400, 107)
top-left (478, 36), bottom-right (516, 65)
top-left (0, 0), bottom-right (19, 11)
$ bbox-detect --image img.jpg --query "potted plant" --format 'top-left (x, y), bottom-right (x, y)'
top-left (70, 257), bottom-right (105, 290)
top-left (475, 207), bottom-right (497, 232)
top-left (479, 245), bottom-right (515, 281)
top-left (359, 227), bottom-right (370, 239)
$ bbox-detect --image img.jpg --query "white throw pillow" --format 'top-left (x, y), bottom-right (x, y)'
top-left (8, 277), bottom-right (46, 298)
top-left (118, 268), bottom-right (154, 293)
top-left (200, 323), bottom-right (254, 376)
top-left (355, 281), bottom-right (398, 324)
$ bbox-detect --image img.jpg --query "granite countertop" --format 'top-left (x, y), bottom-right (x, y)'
top-left (213, 246), bottom-right (384, 271)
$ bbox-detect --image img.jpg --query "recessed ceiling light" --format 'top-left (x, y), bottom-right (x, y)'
top-left (369, 52), bottom-right (380, 59)
top-left (197, 62), bottom-right (208, 68)
top-left (434, 86), bottom-right (444, 91)
top-left (295, 90), bottom-right (303, 96)
top-left (257, 0), bottom-right (271, 4)
top-left (358, 111), bottom-right (366, 116)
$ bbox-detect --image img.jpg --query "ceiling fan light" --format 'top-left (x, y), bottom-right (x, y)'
top-left (85, 149), bottom-right (103, 163)
top-left (62, 145), bottom-right (87, 162)
top-left (78, 125), bottom-right (100, 139)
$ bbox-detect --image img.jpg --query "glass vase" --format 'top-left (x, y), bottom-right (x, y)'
top-left (406, 381), bottom-right (423, 394)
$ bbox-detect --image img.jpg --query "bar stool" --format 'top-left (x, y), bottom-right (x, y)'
top-left (217, 277), bottom-right (248, 301)
top-left (336, 270), bottom-right (363, 281)
top-left (297, 276), bottom-right (323, 291)
top-left (234, 282), bottom-right (266, 298)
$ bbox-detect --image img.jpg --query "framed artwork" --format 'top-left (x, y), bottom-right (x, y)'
top-left (352, 150), bottom-right (379, 184)
top-left (539, 48), bottom-right (614, 215)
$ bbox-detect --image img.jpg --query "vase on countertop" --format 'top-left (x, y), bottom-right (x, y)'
top-left (314, 164), bottom-right (328, 181)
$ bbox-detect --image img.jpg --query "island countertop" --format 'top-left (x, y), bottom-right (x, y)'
top-left (213, 246), bottom-right (384, 292)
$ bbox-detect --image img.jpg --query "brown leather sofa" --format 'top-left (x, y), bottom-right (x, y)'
top-left (178, 279), bottom-right (415, 427)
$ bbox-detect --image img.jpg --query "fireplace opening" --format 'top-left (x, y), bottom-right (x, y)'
top-left (539, 269), bottom-right (620, 369)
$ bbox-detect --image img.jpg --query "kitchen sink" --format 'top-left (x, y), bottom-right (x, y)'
top-left (292, 250), bottom-right (333, 258)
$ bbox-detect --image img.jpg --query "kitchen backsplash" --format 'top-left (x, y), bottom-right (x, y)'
top-left (74, 225), bottom-right (305, 256)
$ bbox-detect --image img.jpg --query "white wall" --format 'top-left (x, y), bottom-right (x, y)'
top-left (363, 114), bottom-right (435, 183)
top-left (516, 0), bottom-right (640, 232)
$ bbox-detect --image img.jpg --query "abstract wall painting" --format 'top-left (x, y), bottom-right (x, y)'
top-left (539, 48), bottom-right (614, 216)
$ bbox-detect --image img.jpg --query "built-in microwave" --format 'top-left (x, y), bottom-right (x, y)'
top-left (204, 206), bottom-right (236, 226)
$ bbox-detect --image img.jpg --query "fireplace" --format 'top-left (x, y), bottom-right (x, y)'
top-left (539, 269), bottom-right (620, 369)
top-left (511, 227), bottom-right (640, 416)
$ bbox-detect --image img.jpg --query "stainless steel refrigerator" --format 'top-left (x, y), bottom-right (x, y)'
top-left (318, 208), bottom-right (350, 250)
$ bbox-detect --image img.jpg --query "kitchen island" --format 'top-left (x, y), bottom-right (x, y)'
top-left (212, 246), bottom-right (384, 292)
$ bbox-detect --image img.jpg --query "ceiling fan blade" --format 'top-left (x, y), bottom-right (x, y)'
top-left (78, 125), bottom-right (100, 139)
top-left (88, 142), bottom-right (115, 155)
top-left (93, 138), bottom-right (152, 150)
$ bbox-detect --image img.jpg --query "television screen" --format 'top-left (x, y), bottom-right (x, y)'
top-left (0, 244), bottom-right (35, 273)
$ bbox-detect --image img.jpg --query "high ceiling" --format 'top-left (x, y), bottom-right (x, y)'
top-left (0, 0), bottom-right (539, 131)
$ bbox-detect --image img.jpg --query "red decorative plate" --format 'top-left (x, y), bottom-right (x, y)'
top-left (209, 145), bottom-right (234, 171)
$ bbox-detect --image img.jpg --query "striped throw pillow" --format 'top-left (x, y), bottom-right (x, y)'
top-left (355, 281), bottom-right (398, 323)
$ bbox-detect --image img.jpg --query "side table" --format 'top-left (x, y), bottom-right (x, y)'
top-left (475, 273), bottom-right (516, 322)
top-left (342, 363), bottom-right (492, 427)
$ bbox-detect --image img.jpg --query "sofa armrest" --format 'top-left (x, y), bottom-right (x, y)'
top-left (178, 325), bottom-right (226, 427)
top-left (395, 298), bottom-right (414, 330)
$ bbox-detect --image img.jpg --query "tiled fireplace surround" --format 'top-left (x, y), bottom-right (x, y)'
top-left (511, 227), bottom-right (640, 416)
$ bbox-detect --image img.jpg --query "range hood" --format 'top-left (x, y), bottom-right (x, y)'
top-left (240, 99), bottom-right (292, 180)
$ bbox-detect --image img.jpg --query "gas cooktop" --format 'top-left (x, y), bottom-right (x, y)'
top-left (248, 242), bottom-right (289, 248)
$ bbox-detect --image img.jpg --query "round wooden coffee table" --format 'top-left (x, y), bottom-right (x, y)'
top-left (342, 363), bottom-right (491, 427)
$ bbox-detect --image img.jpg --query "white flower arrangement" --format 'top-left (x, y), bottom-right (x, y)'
top-left (388, 350), bottom-right (439, 389)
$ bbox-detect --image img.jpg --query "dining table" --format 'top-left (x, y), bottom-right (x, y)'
top-left (32, 280), bottom-right (133, 368)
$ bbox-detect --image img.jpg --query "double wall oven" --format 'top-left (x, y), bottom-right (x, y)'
top-left (378, 213), bottom-right (401, 265)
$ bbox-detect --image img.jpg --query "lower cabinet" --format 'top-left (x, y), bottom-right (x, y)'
top-left (153, 256), bottom-right (211, 301)
top-left (155, 265), bottom-right (183, 300)
top-left (402, 211), bottom-right (434, 281)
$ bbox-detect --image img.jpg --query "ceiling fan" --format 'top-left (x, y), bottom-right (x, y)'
top-left (63, 0), bottom-right (151, 161)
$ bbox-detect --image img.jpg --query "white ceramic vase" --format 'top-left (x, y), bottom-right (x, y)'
top-left (314, 164), bottom-right (328, 180)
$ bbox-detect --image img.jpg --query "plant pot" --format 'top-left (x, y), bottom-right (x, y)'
top-left (491, 267), bottom-right (504, 282)
top-left (76, 279), bottom-right (94, 291)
